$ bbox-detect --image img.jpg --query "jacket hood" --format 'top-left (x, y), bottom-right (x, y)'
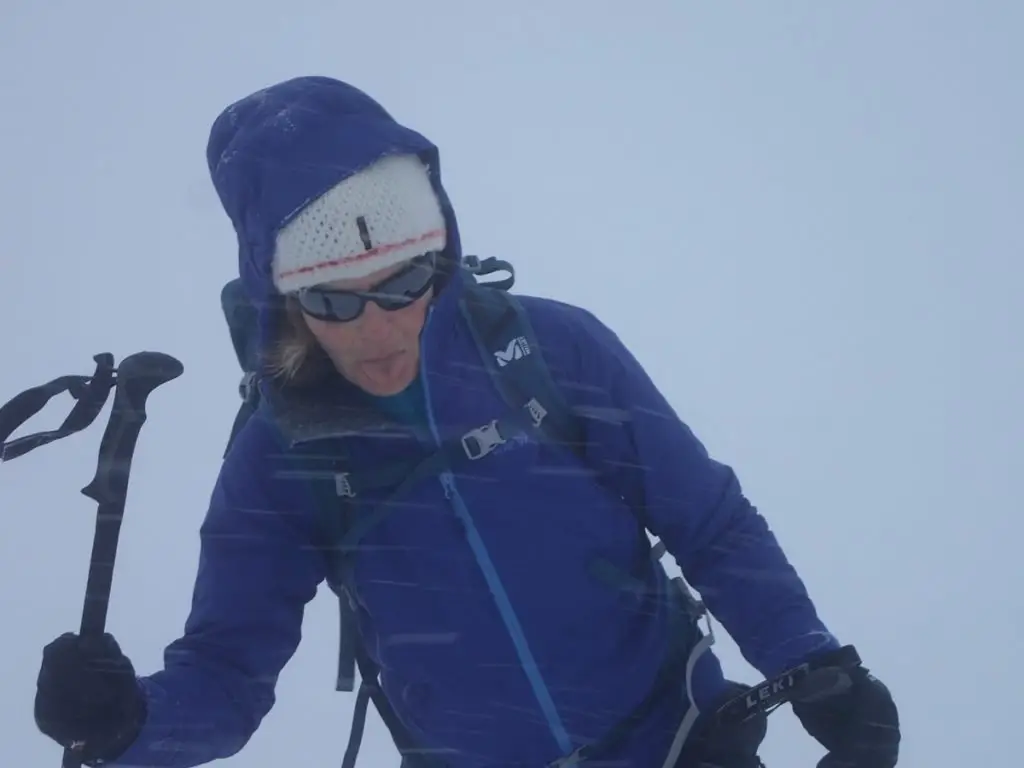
top-left (206, 75), bottom-right (464, 354)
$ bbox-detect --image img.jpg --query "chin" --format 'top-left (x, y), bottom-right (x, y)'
top-left (357, 364), bottom-right (417, 397)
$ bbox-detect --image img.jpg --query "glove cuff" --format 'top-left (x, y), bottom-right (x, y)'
top-left (80, 680), bottom-right (148, 766)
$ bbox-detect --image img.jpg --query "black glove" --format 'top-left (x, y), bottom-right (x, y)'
top-left (791, 647), bottom-right (900, 768)
top-left (688, 680), bottom-right (768, 768)
top-left (34, 632), bottom-right (147, 765)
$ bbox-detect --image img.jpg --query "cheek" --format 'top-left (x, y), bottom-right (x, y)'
top-left (303, 315), bottom-right (330, 344)
top-left (305, 316), bottom-right (358, 352)
top-left (400, 304), bottom-right (429, 336)
top-left (401, 294), bottom-right (433, 334)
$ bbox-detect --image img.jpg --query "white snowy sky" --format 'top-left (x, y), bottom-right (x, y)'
top-left (2, 3), bottom-right (1021, 766)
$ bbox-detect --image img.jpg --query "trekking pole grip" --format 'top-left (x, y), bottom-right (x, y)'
top-left (77, 351), bottom-right (183, 637)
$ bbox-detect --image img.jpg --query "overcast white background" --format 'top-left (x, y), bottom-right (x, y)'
top-left (2, 2), bottom-right (1020, 766)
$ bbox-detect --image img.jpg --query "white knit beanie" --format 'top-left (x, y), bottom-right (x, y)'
top-left (272, 153), bottom-right (447, 293)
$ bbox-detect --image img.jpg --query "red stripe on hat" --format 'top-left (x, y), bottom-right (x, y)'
top-left (277, 228), bottom-right (445, 281)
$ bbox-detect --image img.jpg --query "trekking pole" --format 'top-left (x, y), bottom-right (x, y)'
top-left (61, 351), bottom-right (183, 768)
top-left (0, 350), bottom-right (183, 768)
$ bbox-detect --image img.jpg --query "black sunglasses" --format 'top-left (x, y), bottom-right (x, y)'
top-left (295, 252), bottom-right (439, 323)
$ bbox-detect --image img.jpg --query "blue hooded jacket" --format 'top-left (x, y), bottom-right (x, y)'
top-left (112, 76), bottom-right (840, 768)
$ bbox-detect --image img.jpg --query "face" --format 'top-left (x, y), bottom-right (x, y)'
top-left (300, 260), bottom-right (434, 396)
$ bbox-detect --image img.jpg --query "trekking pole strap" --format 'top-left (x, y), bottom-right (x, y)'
top-left (0, 354), bottom-right (116, 462)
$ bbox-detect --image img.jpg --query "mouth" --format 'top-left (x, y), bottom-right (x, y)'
top-left (362, 350), bottom-right (405, 364)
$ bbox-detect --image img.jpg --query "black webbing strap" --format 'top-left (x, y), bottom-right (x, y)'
top-left (0, 354), bottom-right (116, 462)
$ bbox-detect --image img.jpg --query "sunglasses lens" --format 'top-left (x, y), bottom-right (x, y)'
top-left (370, 257), bottom-right (435, 307)
top-left (298, 291), bottom-right (364, 321)
top-left (297, 252), bottom-right (438, 322)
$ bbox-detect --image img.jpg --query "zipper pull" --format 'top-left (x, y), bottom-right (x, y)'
top-left (440, 472), bottom-right (454, 500)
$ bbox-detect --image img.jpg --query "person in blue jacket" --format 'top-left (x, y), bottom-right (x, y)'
top-left (33, 76), bottom-right (899, 768)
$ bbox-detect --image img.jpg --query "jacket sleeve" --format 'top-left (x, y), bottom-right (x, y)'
top-left (111, 415), bottom-right (327, 768)
top-left (550, 301), bottom-right (841, 678)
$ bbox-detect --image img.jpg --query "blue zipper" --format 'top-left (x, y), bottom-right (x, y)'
top-left (417, 306), bottom-right (574, 756)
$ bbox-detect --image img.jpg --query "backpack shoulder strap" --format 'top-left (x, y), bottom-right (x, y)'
top-left (220, 278), bottom-right (264, 458)
top-left (456, 267), bottom-right (706, 608)
top-left (219, 279), bottom-right (365, 692)
top-left (457, 273), bottom-right (585, 459)
top-left (220, 278), bottom-right (441, 768)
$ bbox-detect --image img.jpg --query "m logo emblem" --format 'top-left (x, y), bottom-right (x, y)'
top-left (494, 336), bottom-right (531, 368)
